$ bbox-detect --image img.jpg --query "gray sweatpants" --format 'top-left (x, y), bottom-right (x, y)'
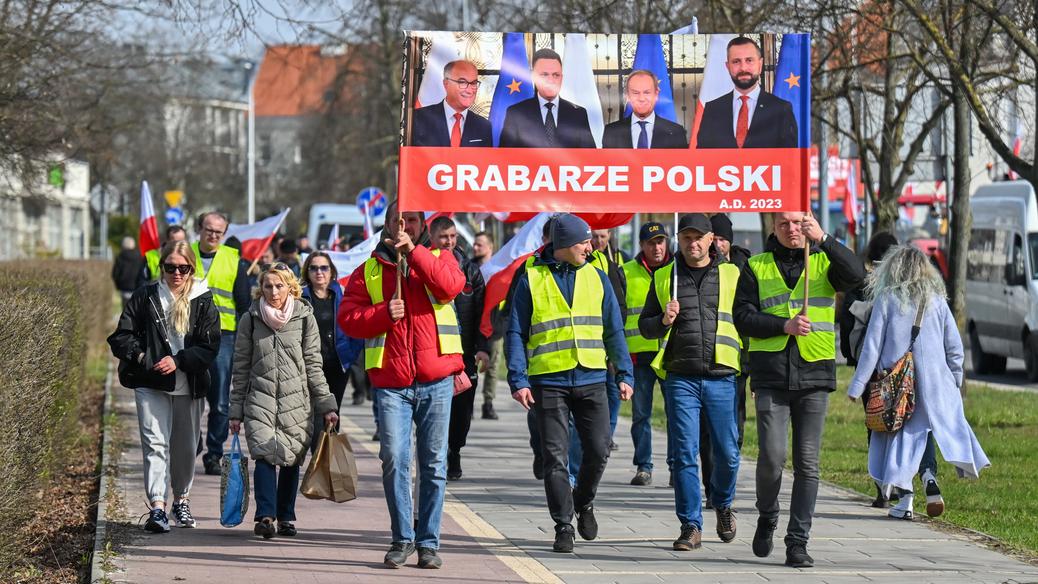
top-left (754, 388), bottom-right (829, 546)
top-left (134, 388), bottom-right (203, 505)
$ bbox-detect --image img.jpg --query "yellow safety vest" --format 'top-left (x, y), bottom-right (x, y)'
top-left (747, 251), bottom-right (836, 362)
top-left (648, 262), bottom-right (742, 378)
top-left (145, 249), bottom-right (161, 282)
top-left (526, 262), bottom-right (608, 376)
top-left (362, 249), bottom-right (463, 370)
top-left (191, 242), bottom-right (240, 331)
top-left (621, 258), bottom-right (666, 354)
top-left (588, 249), bottom-right (618, 275)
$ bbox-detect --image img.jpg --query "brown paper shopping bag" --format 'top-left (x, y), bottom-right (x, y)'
top-left (326, 429), bottom-right (359, 503)
top-left (300, 429), bottom-right (334, 500)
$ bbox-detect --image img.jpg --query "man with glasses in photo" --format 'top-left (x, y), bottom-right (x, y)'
top-left (412, 59), bottom-right (492, 147)
top-left (192, 211), bottom-right (251, 475)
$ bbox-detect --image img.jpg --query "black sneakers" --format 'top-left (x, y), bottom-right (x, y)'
top-left (253, 517), bottom-right (275, 539)
top-left (277, 521), bottom-right (297, 536)
top-left (785, 542), bottom-right (814, 568)
top-left (630, 470), bottom-right (652, 486)
top-left (447, 451), bottom-right (463, 481)
top-left (673, 523), bottom-right (702, 551)
top-left (576, 504), bottom-right (598, 540)
top-left (384, 541), bottom-right (416, 568)
top-left (143, 508), bottom-right (170, 533)
top-left (553, 524), bottom-right (575, 553)
top-left (715, 506), bottom-right (736, 542)
top-left (417, 547), bottom-right (442, 569)
top-left (170, 501), bottom-right (196, 528)
top-left (481, 401), bottom-right (498, 420)
top-left (203, 457), bottom-right (222, 476)
top-left (752, 517), bottom-right (777, 557)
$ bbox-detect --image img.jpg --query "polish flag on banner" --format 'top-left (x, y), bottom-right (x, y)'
top-left (560, 33), bottom-right (605, 147)
top-left (328, 230), bottom-right (381, 287)
top-left (224, 208), bottom-right (291, 262)
top-left (479, 213), bottom-right (552, 337)
top-left (689, 34), bottom-right (736, 149)
top-left (139, 181), bottom-right (160, 258)
top-left (415, 32), bottom-right (463, 108)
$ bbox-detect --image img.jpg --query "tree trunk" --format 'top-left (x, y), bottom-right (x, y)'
top-left (947, 82), bottom-right (972, 329)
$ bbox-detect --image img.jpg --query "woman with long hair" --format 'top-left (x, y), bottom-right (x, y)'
top-left (229, 263), bottom-right (339, 538)
top-left (108, 240), bottom-right (221, 532)
top-left (847, 245), bottom-right (990, 520)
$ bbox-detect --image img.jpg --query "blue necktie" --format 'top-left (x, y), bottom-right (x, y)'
top-left (637, 120), bottom-right (648, 149)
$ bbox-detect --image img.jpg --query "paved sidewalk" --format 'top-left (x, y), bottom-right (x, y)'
top-left (100, 378), bottom-right (1038, 584)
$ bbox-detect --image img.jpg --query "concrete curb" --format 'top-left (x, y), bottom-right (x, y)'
top-left (89, 359), bottom-right (116, 584)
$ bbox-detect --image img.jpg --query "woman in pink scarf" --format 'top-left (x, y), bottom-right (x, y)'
top-left (230, 263), bottom-right (339, 539)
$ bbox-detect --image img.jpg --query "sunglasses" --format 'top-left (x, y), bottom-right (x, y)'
top-left (308, 265), bottom-right (331, 273)
top-left (270, 262), bottom-right (290, 271)
top-left (162, 263), bottom-right (192, 275)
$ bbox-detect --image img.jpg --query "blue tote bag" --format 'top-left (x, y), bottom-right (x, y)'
top-left (220, 433), bottom-right (250, 527)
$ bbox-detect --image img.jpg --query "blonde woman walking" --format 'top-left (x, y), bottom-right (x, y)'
top-left (848, 245), bottom-right (990, 520)
top-left (229, 263), bottom-right (339, 539)
top-left (108, 241), bottom-right (221, 532)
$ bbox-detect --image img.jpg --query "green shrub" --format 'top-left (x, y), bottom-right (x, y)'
top-left (0, 261), bottom-right (112, 574)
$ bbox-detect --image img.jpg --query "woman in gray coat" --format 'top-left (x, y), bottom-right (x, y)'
top-left (848, 246), bottom-right (990, 521)
top-left (230, 263), bottom-right (339, 538)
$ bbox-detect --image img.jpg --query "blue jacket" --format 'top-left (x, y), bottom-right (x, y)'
top-left (506, 245), bottom-right (633, 391)
top-left (302, 281), bottom-right (363, 371)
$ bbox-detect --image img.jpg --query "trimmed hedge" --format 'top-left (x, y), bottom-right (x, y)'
top-left (0, 261), bottom-right (112, 574)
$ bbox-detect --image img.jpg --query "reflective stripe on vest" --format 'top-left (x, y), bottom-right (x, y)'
top-left (621, 259), bottom-right (663, 354)
top-left (362, 250), bottom-right (463, 371)
top-left (145, 249), bottom-right (161, 282)
top-left (526, 263), bottom-right (607, 376)
top-left (191, 242), bottom-right (239, 331)
top-left (648, 262), bottom-right (742, 378)
top-left (747, 251), bottom-right (836, 362)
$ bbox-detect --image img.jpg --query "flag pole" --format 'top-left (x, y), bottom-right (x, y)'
top-left (672, 213), bottom-right (679, 301)
top-left (802, 212), bottom-right (811, 315)
top-left (394, 217), bottom-right (405, 300)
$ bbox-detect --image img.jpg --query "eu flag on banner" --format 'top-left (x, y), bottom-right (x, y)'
top-left (773, 34), bottom-right (811, 148)
top-left (490, 32), bottom-right (534, 147)
top-left (625, 34), bottom-right (677, 122)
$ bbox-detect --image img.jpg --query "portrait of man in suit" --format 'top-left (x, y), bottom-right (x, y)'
top-left (499, 48), bottom-right (596, 148)
top-left (696, 37), bottom-right (798, 149)
top-left (602, 70), bottom-right (688, 149)
top-left (411, 59), bottom-right (493, 147)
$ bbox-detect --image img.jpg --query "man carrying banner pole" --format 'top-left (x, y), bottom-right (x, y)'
top-left (734, 212), bottom-right (864, 567)
top-left (507, 213), bottom-right (633, 553)
top-left (638, 214), bottom-right (743, 551)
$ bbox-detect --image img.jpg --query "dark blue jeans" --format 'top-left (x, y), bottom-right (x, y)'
top-left (664, 374), bottom-right (740, 529)
top-left (204, 332), bottom-right (235, 463)
top-left (253, 460), bottom-right (300, 522)
top-left (630, 363), bottom-right (664, 472)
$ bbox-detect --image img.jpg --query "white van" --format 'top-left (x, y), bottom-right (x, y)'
top-left (966, 180), bottom-right (1038, 379)
top-left (307, 204), bottom-right (382, 248)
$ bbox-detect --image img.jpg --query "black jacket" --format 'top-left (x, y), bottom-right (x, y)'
top-left (696, 90), bottom-right (798, 149)
top-left (452, 248), bottom-right (489, 358)
top-left (499, 96), bottom-right (596, 148)
top-left (107, 283), bottom-right (221, 397)
top-left (112, 249), bottom-right (145, 292)
top-left (733, 235), bottom-right (865, 392)
top-left (412, 101), bottom-right (493, 147)
top-left (602, 115), bottom-right (688, 148)
top-left (639, 254), bottom-right (738, 378)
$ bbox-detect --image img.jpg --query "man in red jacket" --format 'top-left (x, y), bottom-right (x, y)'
top-left (339, 202), bottom-right (465, 570)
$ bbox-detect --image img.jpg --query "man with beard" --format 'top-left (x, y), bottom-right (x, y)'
top-left (696, 37), bottom-right (798, 149)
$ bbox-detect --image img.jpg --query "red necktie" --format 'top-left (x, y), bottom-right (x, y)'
top-left (736, 95), bottom-right (749, 148)
top-left (450, 112), bottom-right (462, 147)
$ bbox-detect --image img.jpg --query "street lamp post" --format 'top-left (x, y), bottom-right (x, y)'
top-left (246, 61), bottom-right (257, 224)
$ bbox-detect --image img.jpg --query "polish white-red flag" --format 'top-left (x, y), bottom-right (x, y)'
top-left (844, 160), bottom-right (860, 237)
top-left (224, 208), bottom-right (291, 262)
top-left (328, 229), bottom-right (381, 287)
top-left (138, 181), bottom-right (160, 258)
top-left (479, 212), bottom-right (552, 337)
top-left (689, 34), bottom-right (736, 149)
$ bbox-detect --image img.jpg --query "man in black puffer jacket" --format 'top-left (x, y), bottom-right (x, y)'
top-left (430, 216), bottom-right (490, 481)
top-left (639, 214), bottom-right (743, 553)
top-left (734, 212), bottom-right (864, 568)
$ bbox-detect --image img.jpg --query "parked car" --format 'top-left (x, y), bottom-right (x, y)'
top-left (966, 180), bottom-right (1038, 379)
